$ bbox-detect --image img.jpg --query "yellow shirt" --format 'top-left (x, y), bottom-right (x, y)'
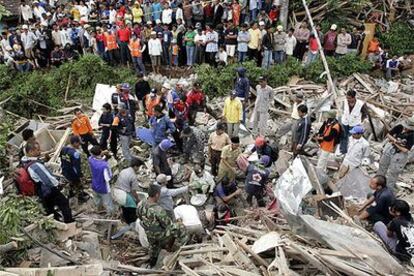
top-left (248, 28), bottom-right (261, 49)
top-left (71, 8), bottom-right (81, 22)
top-left (132, 7), bottom-right (143, 23)
top-left (223, 97), bottom-right (243, 124)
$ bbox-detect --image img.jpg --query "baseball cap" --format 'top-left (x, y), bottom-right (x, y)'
top-left (350, 125), bottom-right (364, 135)
top-left (330, 24), bottom-right (337, 31)
top-left (121, 83), bottom-right (131, 90)
top-left (260, 155), bottom-right (271, 166)
top-left (259, 21), bottom-right (265, 26)
top-left (156, 174), bottom-right (172, 184)
top-left (255, 136), bottom-right (266, 147)
top-left (277, 25), bottom-right (283, 31)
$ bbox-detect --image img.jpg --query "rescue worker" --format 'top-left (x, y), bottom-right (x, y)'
top-left (71, 108), bottom-right (98, 157)
top-left (377, 118), bottom-right (414, 190)
top-left (60, 135), bottom-right (89, 201)
top-left (340, 89), bottom-right (368, 154)
top-left (112, 103), bottom-right (134, 163)
top-left (137, 184), bottom-right (189, 267)
top-left (128, 33), bottom-right (146, 75)
top-left (316, 110), bottom-right (341, 172)
top-left (144, 89), bottom-right (161, 119)
top-left (245, 155), bottom-right (270, 207)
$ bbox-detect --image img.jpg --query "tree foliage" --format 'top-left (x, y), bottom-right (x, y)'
top-left (380, 22), bottom-right (414, 56)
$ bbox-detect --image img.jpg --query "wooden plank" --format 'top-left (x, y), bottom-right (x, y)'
top-left (5, 264), bottom-right (103, 276)
top-left (179, 261), bottom-right (201, 276)
top-left (47, 127), bottom-right (71, 164)
top-left (221, 233), bottom-right (259, 272)
top-left (234, 239), bottom-right (270, 267)
top-left (353, 73), bottom-right (376, 94)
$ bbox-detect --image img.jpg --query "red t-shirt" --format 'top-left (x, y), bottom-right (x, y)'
top-left (186, 90), bottom-right (205, 106)
top-left (309, 37), bottom-right (319, 52)
top-left (117, 28), bottom-right (131, 42)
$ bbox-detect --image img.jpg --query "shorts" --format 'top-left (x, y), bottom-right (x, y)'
top-left (150, 55), bottom-right (161, 66)
top-left (226, 45), bottom-right (236, 57)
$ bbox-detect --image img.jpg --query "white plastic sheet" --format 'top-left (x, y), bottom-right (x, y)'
top-left (90, 84), bottom-right (117, 129)
top-left (274, 158), bottom-right (312, 215)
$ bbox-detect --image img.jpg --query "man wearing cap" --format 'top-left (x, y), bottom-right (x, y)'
top-left (340, 90), bottom-right (368, 154)
top-left (144, 89), bottom-right (161, 118)
top-left (218, 136), bottom-right (242, 181)
top-left (252, 76), bottom-right (272, 136)
top-left (273, 25), bottom-right (287, 64)
top-left (323, 24), bottom-right (337, 56)
top-left (337, 125), bottom-right (370, 178)
top-left (112, 103), bottom-right (134, 162)
top-left (245, 155), bottom-right (271, 207)
top-left (181, 126), bottom-right (205, 164)
top-left (20, 25), bottom-right (38, 61)
top-left (148, 31), bottom-right (162, 74)
top-left (223, 91), bottom-right (243, 138)
top-left (234, 66), bottom-right (250, 122)
top-left (137, 184), bottom-right (189, 267)
top-left (155, 174), bottom-right (189, 218)
top-left (152, 138), bottom-right (174, 181)
top-left (250, 136), bottom-right (278, 167)
top-left (377, 118), bottom-right (414, 190)
top-left (316, 110), bottom-right (342, 172)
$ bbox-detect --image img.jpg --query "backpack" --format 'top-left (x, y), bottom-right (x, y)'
top-left (14, 161), bottom-right (37, 196)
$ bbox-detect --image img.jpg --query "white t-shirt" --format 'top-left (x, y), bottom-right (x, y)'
top-left (174, 205), bottom-right (202, 227)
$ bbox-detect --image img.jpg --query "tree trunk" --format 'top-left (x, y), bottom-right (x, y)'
top-left (280, 0), bottom-right (289, 29)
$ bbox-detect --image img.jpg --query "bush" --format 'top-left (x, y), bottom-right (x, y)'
top-left (380, 22), bottom-right (414, 56)
top-left (0, 55), bottom-right (136, 117)
top-left (196, 54), bottom-right (371, 95)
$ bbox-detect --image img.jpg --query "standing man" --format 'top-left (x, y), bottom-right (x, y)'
top-left (340, 90), bottom-right (368, 154)
top-left (273, 25), bottom-right (286, 64)
top-left (335, 28), bottom-right (351, 57)
top-left (112, 103), bottom-right (134, 163)
top-left (208, 123), bottom-right (231, 176)
top-left (148, 31), bottom-right (162, 74)
top-left (316, 110), bottom-right (341, 172)
top-left (135, 74), bottom-right (151, 113)
top-left (377, 118), bottom-right (414, 190)
top-left (224, 21), bottom-right (238, 64)
top-left (323, 24), bottom-right (337, 56)
top-left (218, 136), bottom-right (241, 182)
top-left (71, 108), bottom-right (98, 157)
top-left (337, 125), bottom-right (370, 179)
top-left (205, 24), bottom-right (219, 66)
top-left (234, 67), bottom-right (250, 123)
top-left (261, 25), bottom-right (273, 69)
top-left (129, 34), bottom-right (146, 75)
top-left (223, 91), bottom-right (243, 138)
top-left (137, 184), bottom-right (189, 267)
top-left (117, 24), bottom-right (131, 65)
top-left (186, 82), bottom-right (207, 126)
top-left (22, 143), bottom-right (73, 223)
top-left (252, 76), bottom-right (272, 136)
top-left (247, 22), bottom-right (261, 65)
top-left (60, 136), bottom-right (88, 201)
top-left (292, 105), bottom-right (311, 157)
top-left (237, 23), bottom-right (250, 63)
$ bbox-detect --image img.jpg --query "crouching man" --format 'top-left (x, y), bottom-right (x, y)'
top-left (137, 184), bottom-right (189, 267)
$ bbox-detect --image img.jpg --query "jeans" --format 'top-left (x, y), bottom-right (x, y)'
top-left (119, 41), bottom-right (130, 65)
top-left (186, 45), bottom-right (195, 66)
top-left (195, 46), bottom-right (204, 64)
top-left (339, 125), bottom-right (350, 154)
top-left (262, 49), bottom-right (273, 69)
top-left (162, 43), bottom-right (171, 65)
top-left (238, 51), bottom-right (247, 63)
top-left (249, 8), bottom-right (258, 21)
top-left (306, 51), bottom-right (318, 66)
top-left (119, 134), bottom-right (132, 162)
top-left (80, 133), bottom-right (99, 156)
top-left (132, 56), bottom-right (145, 75)
top-left (93, 191), bottom-right (114, 214)
top-left (273, 50), bottom-right (285, 64)
top-left (16, 62), bottom-right (32, 72)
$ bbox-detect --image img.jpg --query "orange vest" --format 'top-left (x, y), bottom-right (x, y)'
top-left (320, 123), bottom-right (340, 153)
top-left (367, 40), bottom-right (379, 53)
top-left (145, 95), bottom-right (160, 117)
top-left (129, 39), bottom-right (141, 57)
top-left (106, 34), bottom-right (118, 50)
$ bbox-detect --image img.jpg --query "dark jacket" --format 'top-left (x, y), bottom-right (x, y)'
top-left (295, 115), bottom-right (312, 146)
top-left (60, 146), bottom-right (82, 181)
top-left (234, 67), bottom-right (250, 99)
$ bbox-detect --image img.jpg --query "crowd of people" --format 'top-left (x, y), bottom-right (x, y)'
top-left (14, 60), bottom-right (414, 266)
top-left (0, 0), bottom-right (410, 78)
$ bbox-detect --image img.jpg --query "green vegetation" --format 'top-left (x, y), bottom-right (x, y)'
top-left (196, 55), bottom-right (371, 97)
top-left (379, 22), bottom-right (414, 56)
top-left (0, 55), bottom-right (136, 117)
top-left (0, 195), bottom-right (56, 266)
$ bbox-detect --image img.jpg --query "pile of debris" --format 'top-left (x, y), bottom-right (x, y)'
top-left (1, 70), bottom-right (414, 275)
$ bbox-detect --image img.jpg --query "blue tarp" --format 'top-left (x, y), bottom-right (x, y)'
top-left (137, 127), bottom-right (155, 146)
